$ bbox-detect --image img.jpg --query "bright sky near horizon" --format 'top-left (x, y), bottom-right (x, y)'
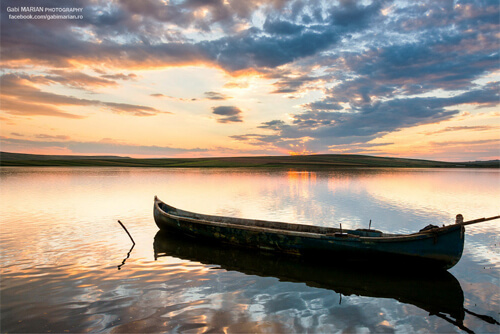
top-left (0, 0), bottom-right (499, 161)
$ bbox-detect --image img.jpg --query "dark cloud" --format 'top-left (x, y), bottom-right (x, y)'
top-left (390, 0), bottom-right (499, 33)
top-left (346, 40), bottom-right (498, 94)
top-left (200, 25), bottom-right (341, 71)
top-left (300, 98), bottom-right (458, 139)
top-left (258, 120), bottom-right (287, 130)
top-left (303, 101), bottom-right (343, 112)
top-left (263, 18), bottom-right (304, 35)
top-left (1, 0), bottom-right (496, 83)
top-left (204, 91), bottom-right (230, 100)
top-left (236, 85), bottom-right (499, 151)
top-left (305, 86), bottom-right (499, 140)
top-left (0, 0), bottom-right (207, 68)
top-left (2, 0), bottom-right (361, 71)
top-left (270, 74), bottom-right (320, 94)
top-left (329, 0), bottom-right (386, 28)
top-left (212, 106), bottom-right (243, 123)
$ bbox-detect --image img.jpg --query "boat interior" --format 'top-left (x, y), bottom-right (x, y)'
top-left (158, 201), bottom-right (387, 237)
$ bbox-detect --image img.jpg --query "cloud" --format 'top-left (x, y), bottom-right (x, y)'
top-left (46, 70), bottom-right (120, 90)
top-left (425, 126), bottom-right (499, 135)
top-left (0, 96), bottom-right (85, 119)
top-left (1, 0), bottom-right (496, 84)
top-left (223, 81), bottom-right (250, 89)
top-left (270, 74), bottom-right (321, 94)
top-left (329, 0), bottom-right (386, 28)
top-left (35, 134), bottom-right (71, 140)
top-left (230, 133), bottom-right (287, 146)
top-left (1, 9), bottom-right (207, 69)
top-left (235, 85), bottom-right (500, 151)
top-left (212, 106), bottom-right (243, 123)
top-left (100, 73), bottom-right (137, 81)
top-left (0, 136), bottom-right (208, 156)
top-left (292, 97), bottom-right (462, 138)
top-left (204, 91), bottom-right (230, 100)
top-left (430, 138), bottom-right (500, 147)
top-left (200, 27), bottom-right (340, 72)
top-left (8, 71), bottom-right (121, 91)
top-left (2, 0), bottom-right (385, 72)
top-left (263, 18), bottom-right (304, 35)
top-left (302, 101), bottom-right (343, 112)
top-left (258, 120), bottom-right (287, 130)
top-left (326, 141), bottom-right (394, 153)
top-left (151, 94), bottom-right (199, 101)
top-left (426, 138), bottom-right (500, 161)
top-left (0, 73), bottom-right (170, 117)
top-left (102, 102), bottom-right (169, 116)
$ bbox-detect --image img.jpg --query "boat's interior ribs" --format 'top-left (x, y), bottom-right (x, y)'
top-left (161, 202), bottom-right (393, 237)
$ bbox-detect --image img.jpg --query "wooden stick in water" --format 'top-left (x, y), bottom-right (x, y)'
top-left (118, 220), bottom-right (136, 245)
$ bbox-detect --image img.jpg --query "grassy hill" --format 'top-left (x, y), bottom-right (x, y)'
top-left (1, 151), bottom-right (498, 168)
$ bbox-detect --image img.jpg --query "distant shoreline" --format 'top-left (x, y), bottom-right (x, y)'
top-left (1, 151), bottom-right (498, 168)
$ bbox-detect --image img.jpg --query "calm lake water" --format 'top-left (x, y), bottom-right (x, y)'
top-left (1, 167), bottom-right (499, 333)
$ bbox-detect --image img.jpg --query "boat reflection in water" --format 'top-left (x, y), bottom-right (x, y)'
top-left (153, 231), bottom-right (478, 333)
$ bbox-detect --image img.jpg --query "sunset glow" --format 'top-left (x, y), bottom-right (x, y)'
top-left (1, 0), bottom-right (499, 161)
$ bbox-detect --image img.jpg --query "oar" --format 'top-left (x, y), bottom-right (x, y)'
top-left (465, 308), bottom-right (500, 325)
top-left (457, 215), bottom-right (500, 227)
top-left (434, 312), bottom-right (475, 334)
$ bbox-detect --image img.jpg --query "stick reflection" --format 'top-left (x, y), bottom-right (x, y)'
top-left (117, 243), bottom-right (135, 270)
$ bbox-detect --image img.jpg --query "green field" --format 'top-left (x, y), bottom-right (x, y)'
top-left (1, 151), bottom-right (498, 168)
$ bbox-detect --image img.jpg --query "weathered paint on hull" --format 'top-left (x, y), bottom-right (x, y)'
top-left (154, 198), bottom-right (464, 269)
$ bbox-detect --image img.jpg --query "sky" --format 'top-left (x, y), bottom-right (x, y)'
top-left (0, 0), bottom-right (499, 161)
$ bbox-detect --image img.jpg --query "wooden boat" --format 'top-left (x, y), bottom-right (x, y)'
top-left (153, 196), bottom-right (499, 270)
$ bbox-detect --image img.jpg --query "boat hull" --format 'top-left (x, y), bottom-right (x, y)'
top-left (154, 197), bottom-right (464, 269)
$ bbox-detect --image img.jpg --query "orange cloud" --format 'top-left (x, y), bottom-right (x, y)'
top-left (1, 73), bottom-right (170, 118)
top-left (1, 96), bottom-right (85, 119)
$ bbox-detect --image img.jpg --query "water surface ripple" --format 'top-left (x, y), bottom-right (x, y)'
top-left (1, 167), bottom-right (499, 333)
